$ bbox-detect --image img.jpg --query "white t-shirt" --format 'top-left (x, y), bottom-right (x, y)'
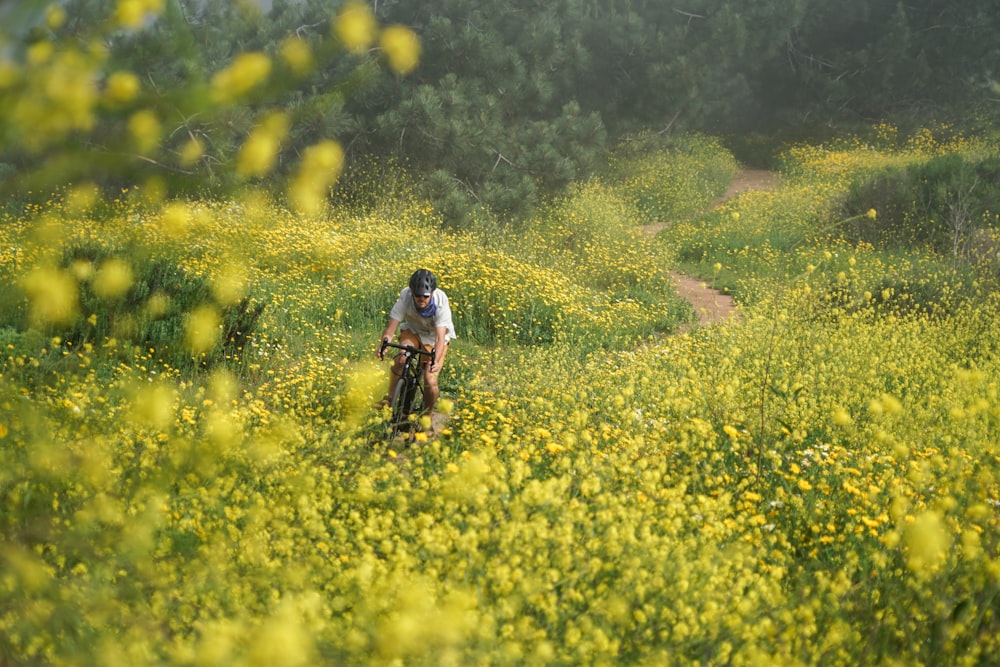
top-left (389, 287), bottom-right (457, 346)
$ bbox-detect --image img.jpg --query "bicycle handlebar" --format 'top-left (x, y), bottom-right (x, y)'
top-left (380, 338), bottom-right (436, 367)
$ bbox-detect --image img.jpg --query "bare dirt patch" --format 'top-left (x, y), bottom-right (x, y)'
top-left (709, 168), bottom-right (781, 208)
top-left (670, 271), bottom-right (739, 330)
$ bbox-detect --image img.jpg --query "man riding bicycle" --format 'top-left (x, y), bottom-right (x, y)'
top-left (377, 268), bottom-right (456, 413)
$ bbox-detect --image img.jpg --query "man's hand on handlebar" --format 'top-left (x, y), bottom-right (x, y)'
top-left (379, 338), bottom-right (436, 368)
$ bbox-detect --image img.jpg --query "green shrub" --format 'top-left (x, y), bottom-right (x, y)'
top-left (40, 244), bottom-right (267, 374)
top-left (605, 133), bottom-right (739, 223)
top-left (839, 154), bottom-right (1000, 255)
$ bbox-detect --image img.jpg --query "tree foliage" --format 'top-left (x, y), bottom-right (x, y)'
top-left (0, 0), bottom-right (403, 212)
top-left (2, 0), bottom-right (997, 222)
top-left (757, 0), bottom-right (1000, 129)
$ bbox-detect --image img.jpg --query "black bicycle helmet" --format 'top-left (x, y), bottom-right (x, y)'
top-left (409, 268), bottom-right (437, 296)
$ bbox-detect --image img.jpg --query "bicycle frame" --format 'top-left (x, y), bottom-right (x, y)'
top-left (379, 339), bottom-right (436, 442)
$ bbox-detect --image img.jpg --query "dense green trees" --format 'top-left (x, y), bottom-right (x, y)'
top-left (349, 0), bottom-right (815, 218)
top-left (354, 0), bottom-right (606, 221)
top-left (756, 0), bottom-right (1000, 129)
top-left (347, 0), bottom-right (998, 191)
top-left (2, 0), bottom-right (997, 221)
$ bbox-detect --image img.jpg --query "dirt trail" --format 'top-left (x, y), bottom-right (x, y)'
top-left (425, 169), bottom-right (779, 436)
top-left (710, 168), bottom-right (781, 207)
top-left (643, 168), bottom-right (779, 330)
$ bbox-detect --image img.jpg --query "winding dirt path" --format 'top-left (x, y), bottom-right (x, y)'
top-left (643, 169), bottom-right (780, 329)
top-left (424, 170), bottom-right (779, 436)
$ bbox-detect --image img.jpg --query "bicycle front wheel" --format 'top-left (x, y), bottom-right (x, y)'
top-left (388, 377), bottom-right (413, 439)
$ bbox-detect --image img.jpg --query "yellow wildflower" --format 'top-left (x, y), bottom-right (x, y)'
top-left (92, 258), bottom-right (133, 299)
top-left (179, 137), bottom-right (205, 167)
top-left (832, 407), bottom-right (853, 427)
top-left (380, 25), bottom-right (421, 74)
top-left (184, 304), bottom-right (222, 355)
top-left (128, 109), bottom-right (161, 154)
top-left (237, 113), bottom-right (289, 178)
top-left (160, 200), bottom-right (193, 235)
top-left (21, 267), bottom-right (78, 326)
top-left (880, 393), bottom-right (903, 415)
top-left (128, 382), bottom-right (176, 429)
top-left (211, 52), bottom-right (272, 103)
top-left (46, 4), bottom-right (67, 29)
top-left (115, 0), bottom-right (148, 29)
top-left (905, 510), bottom-right (951, 578)
top-left (105, 71), bottom-right (140, 105)
top-left (281, 37), bottom-right (314, 76)
top-left (0, 60), bottom-right (19, 89)
top-left (211, 263), bottom-right (248, 305)
top-left (288, 140), bottom-right (344, 215)
top-left (335, 2), bottom-right (377, 54)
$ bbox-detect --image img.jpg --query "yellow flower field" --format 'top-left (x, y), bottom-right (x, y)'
top-left (2, 129), bottom-right (999, 666)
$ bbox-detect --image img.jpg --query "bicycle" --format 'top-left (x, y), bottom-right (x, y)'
top-left (379, 338), bottom-right (436, 443)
